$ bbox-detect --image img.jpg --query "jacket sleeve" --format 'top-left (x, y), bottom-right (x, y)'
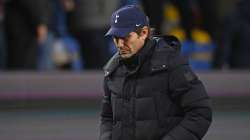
top-left (99, 77), bottom-right (113, 140)
top-left (162, 56), bottom-right (212, 140)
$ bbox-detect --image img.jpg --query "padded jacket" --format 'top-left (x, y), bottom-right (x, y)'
top-left (100, 36), bottom-right (212, 140)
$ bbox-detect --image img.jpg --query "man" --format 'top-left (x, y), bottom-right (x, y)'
top-left (100, 5), bottom-right (212, 140)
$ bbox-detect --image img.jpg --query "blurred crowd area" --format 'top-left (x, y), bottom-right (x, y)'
top-left (0, 0), bottom-right (250, 71)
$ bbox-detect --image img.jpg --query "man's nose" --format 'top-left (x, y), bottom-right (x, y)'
top-left (116, 38), bottom-right (125, 47)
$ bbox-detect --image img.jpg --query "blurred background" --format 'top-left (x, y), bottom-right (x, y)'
top-left (0, 0), bottom-right (250, 140)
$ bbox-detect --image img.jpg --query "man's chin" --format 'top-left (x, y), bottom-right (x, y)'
top-left (120, 53), bottom-right (134, 59)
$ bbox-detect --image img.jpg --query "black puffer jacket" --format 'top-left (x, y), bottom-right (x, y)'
top-left (100, 36), bottom-right (212, 140)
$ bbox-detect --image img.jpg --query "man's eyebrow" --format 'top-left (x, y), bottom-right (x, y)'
top-left (124, 34), bottom-right (131, 39)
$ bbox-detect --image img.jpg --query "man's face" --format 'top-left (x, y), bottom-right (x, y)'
top-left (113, 28), bottom-right (148, 59)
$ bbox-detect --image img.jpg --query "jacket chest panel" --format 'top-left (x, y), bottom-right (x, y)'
top-left (107, 71), bottom-right (169, 99)
top-left (135, 73), bottom-right (168, 98)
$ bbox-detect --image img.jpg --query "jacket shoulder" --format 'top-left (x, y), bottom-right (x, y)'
top-left (151, 35), bottom-right (188, 71)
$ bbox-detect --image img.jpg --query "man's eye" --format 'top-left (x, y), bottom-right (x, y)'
top-left (124, 35), bottom-right (130, 40)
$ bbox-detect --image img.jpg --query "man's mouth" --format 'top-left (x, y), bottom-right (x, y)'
top-left (119, 50), bottom-right (129, 55)
top-left (119, 48), bottom-right (130, 54)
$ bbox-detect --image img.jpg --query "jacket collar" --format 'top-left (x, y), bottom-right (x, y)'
top-left (104, 38), bottom-right (156, 77)
top-left (103, 52), bottom-right (121, 77)
top-left (103, 36), bottom-right (187, 77)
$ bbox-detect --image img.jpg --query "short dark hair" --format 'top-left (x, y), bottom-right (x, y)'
top-left (134, 26), bottom-right (152, 38)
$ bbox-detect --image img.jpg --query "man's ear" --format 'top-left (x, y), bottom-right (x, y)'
top-left (140, 26), bottom-right (149, 40)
